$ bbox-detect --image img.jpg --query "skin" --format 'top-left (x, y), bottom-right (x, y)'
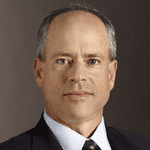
top-left (33, 10), bottom-right (117, 138)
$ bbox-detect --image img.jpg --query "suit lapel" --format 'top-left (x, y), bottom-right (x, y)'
top-left (106, 125), bottom-right (122, 150)
top-left (105, 125), bottom-right (138, 150)
top-left (31, 112), bottom-right (63, 150)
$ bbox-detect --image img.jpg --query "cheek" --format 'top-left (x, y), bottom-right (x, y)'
top-left (43, 69), bottom-right (65, 97)
top-left (93, 69), bottom-right (110, 97)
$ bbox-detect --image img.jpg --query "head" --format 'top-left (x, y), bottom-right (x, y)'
top-left (34, 4), bottom-right (117, 125)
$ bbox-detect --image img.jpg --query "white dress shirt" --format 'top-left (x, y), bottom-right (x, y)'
top-left (44, 110), bottom-right (111, 150)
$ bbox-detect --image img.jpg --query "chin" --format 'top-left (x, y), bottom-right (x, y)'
top-left (65, 109), bottom-right (93, 123)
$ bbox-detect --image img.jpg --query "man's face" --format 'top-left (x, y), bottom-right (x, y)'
top-left (34, 11), bottom-right (117, 125)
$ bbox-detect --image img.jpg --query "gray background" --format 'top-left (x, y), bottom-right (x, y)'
top-left (0, 0), bottom-right (150, 143)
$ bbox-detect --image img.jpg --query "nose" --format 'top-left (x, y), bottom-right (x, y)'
top-left (68, 60), bottom-right (87, 83)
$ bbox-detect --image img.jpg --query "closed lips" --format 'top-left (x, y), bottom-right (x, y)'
top-left (64, 91), bottom-right (91, 96)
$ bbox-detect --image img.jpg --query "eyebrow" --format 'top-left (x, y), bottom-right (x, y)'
top-left (52, 52), bottom-right (72, 58)
top-left (52, 52), bottom-right (104, 60)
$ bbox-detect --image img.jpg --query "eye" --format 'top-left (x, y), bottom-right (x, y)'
top-left (88, 59), bottom-right (100, 65)
top-left (57, 59), bottom-right (70, 65)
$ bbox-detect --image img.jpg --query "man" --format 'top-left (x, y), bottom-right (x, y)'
top-left (0, 3), bottom-right (149, 150)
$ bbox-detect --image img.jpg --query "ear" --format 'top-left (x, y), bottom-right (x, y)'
top-left (108, 60), bottom-right (117, 91)
top-left (33, 57), bottom-right (45, 89)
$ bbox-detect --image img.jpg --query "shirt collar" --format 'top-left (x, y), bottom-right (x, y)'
top-left (90, 116), bottom-right (111, 150)
top-left (44, 110), bottom-right (111, 150)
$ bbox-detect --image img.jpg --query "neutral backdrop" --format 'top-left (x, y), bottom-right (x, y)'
top-left (0, 0), bottom-right (150, 143)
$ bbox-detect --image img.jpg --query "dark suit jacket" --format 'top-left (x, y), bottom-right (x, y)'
top-left (0, 112), bottom-right (150, 150)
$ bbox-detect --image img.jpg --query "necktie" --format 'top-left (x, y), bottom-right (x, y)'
top-left (82, 139), bottom-right (101, 150)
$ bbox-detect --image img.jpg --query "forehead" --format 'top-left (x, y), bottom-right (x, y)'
top-left (47, 10), bottom-right (107, 36)
top-left (46, 10), bottom-right (109, 58)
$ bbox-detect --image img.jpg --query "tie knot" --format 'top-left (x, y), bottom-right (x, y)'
top-left (82, 139), bottom-right (101, 150)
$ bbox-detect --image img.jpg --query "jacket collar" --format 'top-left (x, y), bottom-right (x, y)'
top-left (106, 125), bottom-right (138, 150)
top-left (32, 112), bottom-right (63, 150)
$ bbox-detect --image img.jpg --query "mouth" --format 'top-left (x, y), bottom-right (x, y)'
top-left (64, 91), bottom-right (91, 98)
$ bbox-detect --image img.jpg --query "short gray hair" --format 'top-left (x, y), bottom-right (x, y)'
top-left (37, 3), bottom-right (117, 62)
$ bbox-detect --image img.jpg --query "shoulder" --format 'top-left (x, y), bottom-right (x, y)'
top-left (107, 126), bottom-right (150, 149)
top-left (0, 128), bottom-right (34, 150)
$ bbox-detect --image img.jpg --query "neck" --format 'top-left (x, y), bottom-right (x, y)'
top-left (67, 115), bottom-right (102, 138)
top-left (46, 108), bottom-right (103, 138)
